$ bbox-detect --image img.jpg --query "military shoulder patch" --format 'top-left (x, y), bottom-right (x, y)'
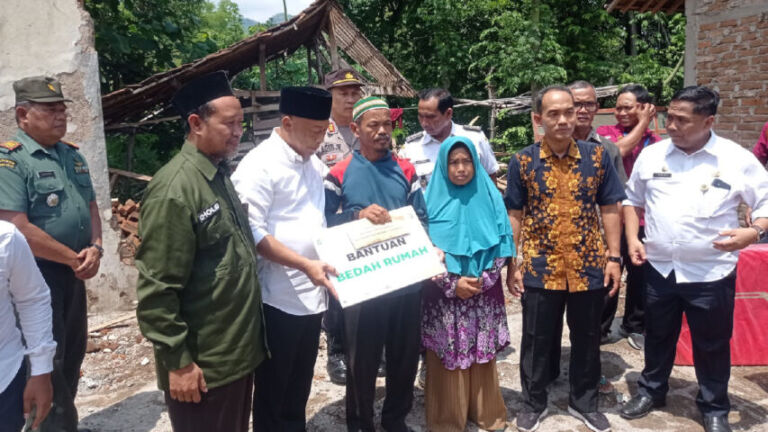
top-left (405, 131), bottom-right (424, 143)
top-left (62, 140), bottom-right (79, 149)
top-left (461, 124), bottom-right (482, 132)
top-left (0, 141), bottom-right (22, 153)
top-left (0, 158), bottom-right (17, 169)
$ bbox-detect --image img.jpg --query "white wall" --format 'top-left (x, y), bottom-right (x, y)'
top-left (0, 0), bottom-right (137, 310)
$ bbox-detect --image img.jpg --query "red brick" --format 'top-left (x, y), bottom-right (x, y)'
top-left (701, 22), bottom-right (719, 32)
top-left (720, 19), bottom-right (738, 28)
top-left (721, 35), bottom-right (739, 44)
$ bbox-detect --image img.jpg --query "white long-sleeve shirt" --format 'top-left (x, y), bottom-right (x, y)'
top-left (0, 220), bottom-right (56, 392)
top-left (623, 132), bottom-right (768, 283)
top-left (232, 129), bottom-right (329, 316)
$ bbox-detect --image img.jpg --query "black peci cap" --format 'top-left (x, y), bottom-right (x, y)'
top-left (279, 86), bottom-right (332, 121)
top-left (172, 71), bottom-right (235, 118)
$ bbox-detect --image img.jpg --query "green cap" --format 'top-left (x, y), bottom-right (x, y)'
top-left (13, 76), bottom-right (72, 104)
top-left (352, 96), bottom-right (389, 121)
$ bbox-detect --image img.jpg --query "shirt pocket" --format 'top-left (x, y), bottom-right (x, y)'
top-left (32, 176), bottom-right (65, 215)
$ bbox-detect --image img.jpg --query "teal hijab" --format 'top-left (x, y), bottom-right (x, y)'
top-left (425, 136), bottom-right (515, 277)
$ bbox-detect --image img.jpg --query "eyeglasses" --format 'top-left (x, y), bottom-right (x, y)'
top-left (574, 102), bottom-right (598, 112)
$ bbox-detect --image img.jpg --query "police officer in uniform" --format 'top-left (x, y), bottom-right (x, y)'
top-left (135, 71), bottom-right (266, 432)
top-left (401, 88), bottom-right (499, 188)
top-left (0, 76), bottom-right (102, 432)
top-left (316, 68), bottom-right (364, 167)
top-left (316, 68), bottom-right (365, 385)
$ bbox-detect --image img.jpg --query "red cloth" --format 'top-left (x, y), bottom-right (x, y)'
top-left (753, 121), bottom-right (768, 166)
top-left (390, 108), bottom-right (404, 129)
top-left (675, 244), bottom-right (768, 366)
top-left (595, 123), bottom-right (661, 177)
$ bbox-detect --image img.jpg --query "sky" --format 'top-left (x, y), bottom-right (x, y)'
top-left (227, 0), bottom-right (314, 22)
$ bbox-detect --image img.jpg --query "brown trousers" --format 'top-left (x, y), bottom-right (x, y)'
top-left (424, 351), bottom-right (507, 432)
top-left (165, 372), bottom-right (253, 432)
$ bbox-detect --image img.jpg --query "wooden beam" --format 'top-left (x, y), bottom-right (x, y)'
top-left (605, 0), bottom-right (621, 13)
top-left (622, 0), bottom-right (640, 13)
top-left (327, 18), bottom-right (340, 70)
top-left (639, 0), bottom-right (653, 13)
top-left (669, 0), bottom-right (685, 13)
top-left (651, 0), bottom-right (671, 13)
top-left (108, 167), bottom-right (153, 183)
top-left (259, 43), bottom-right (267, 91)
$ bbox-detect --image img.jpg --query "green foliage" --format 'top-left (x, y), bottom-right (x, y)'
top-left (86, 0), bottom-right (213, 94)
top-left (338, 0), bottom-right (685, 151)
top-left (89, 0), bottom-right (686, 182)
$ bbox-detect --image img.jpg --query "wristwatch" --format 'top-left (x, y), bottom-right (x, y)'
top-left (89, 243), bottom-right (104, 258)
top-left (607, 256), bottom-right (622, 264)
top-left (750, 225), bottom-right (766, 242)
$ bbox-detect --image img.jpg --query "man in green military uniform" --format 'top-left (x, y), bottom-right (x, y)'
top-left (0, 76), bottom-right (103, 432)
top-left (135, 71), bottom-right (267, 432)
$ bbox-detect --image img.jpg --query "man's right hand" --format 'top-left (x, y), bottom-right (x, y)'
top-left (23, 373), bottom-right (52, 430)
top-left (169, 362), bottom-right (207, 403)
top-left (627, 238), bottom-right (647, 266)
top-left (638, 103), bottom-right (656, 127)
top-left (358, 204), bottom-right (391, 225)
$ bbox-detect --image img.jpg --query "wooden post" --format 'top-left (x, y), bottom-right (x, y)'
top-left (327, 18), bottom-right (340, 70)
top-left (259, 44), bottom-right (267, 91)
top-left (314, 43), bottom-right (323, 84)
top-left (126, 128), bottom-right (136, 173)
top-left (306, 45), bottom-right (313, 84)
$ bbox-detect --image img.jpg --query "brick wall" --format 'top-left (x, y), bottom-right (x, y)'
top-left (693, 0), bottom-right (768, 148)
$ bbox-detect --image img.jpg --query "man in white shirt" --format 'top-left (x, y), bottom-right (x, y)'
top-left (232, 86), bottom-right (337, 431)
top-left (0, 220), bottom-right (56, 432)
top-left (401, 88), bottom-right (499, 188)
top-left (620, 86), bottom-right (768, 432)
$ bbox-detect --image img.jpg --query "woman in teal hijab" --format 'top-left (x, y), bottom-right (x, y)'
top-left (421, 136), bottom-right (514, 431)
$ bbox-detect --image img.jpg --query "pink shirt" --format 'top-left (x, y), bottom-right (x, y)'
top-left (753, 122), bottom-right (768, 166)
top-left (596, 123), bottom-right (661, 176)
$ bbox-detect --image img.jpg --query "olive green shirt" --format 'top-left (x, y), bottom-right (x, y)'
top-left (135, 142), bottom-right (267, 391)
top-left (0, 129), bottom-right (94, 252)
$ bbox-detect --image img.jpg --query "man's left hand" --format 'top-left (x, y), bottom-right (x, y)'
top-left (713, 228), bottom-right (758, 252)
top-left (603, 261), bottom-right (621, 297)
top-left (75, 246), bottom-right (101, 280)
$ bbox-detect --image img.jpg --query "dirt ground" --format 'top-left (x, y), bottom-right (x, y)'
top-left (75, 292), bottom-right (768, 432)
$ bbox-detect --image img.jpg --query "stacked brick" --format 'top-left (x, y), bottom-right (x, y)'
top-left (694, 0), bottom-right (768, 148)
top-left (112, 199), bottom-right (141, 264)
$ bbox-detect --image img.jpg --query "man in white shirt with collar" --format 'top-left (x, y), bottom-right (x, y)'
top-left (0, 220), bottom-right (55, 432)
top-left (232, 86), bottom-right (337, 431)
top-left (620, 86), bottom-right (768, 432)
top-left (401, 88), bottom-right (499, 188)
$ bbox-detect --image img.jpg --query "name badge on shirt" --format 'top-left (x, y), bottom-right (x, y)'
top-left (37, 171), bottom-right (56, 179)
top-left (712, 178), bottom-right (731, 191)
top-left (652, 172), bottom-right (671, 178)
top-left (198, 201), bottom-right (221, 223)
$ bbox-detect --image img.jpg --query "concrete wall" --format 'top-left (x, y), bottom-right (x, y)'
top-left (685, 0), bottom-right (768, 147)
top-left (0, 0), bottom-right (136, 310)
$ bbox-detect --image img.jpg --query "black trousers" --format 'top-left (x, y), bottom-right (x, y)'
top-left (520, 287), bottom-right (604, 414)
top-left (344, 289), bottom-right (422, 432)
top-left (324, 295), bottom-right (346, 355)
top-left (37, 260), bottom-right (87, 432)
top-left (0, 361), bottom-right (26, 432)
top-left (166, 372), bottom-right (254, 432)
top-left (253, 304), bottom-right (322, 431)
top-left (601, 227), bottom-right (646, 336)
top-left (638, 267), bottom-right (735, 417)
